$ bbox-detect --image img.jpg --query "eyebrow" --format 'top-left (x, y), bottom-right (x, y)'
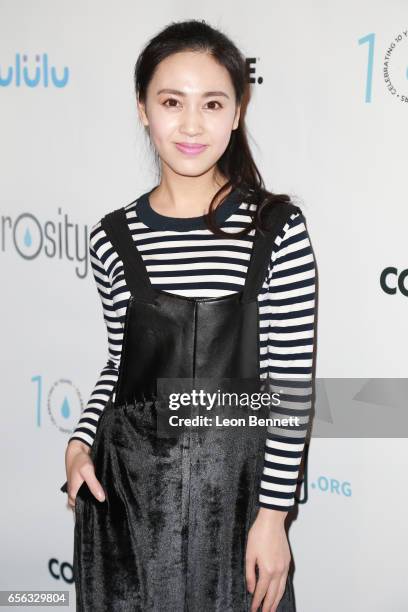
top-left (156, 88), bottom-right (230, 99)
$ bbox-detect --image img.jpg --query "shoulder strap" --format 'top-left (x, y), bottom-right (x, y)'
top-left (241, 202), bottom-right (302, 303)
top-left (100, 207), bottom-right (157, 302)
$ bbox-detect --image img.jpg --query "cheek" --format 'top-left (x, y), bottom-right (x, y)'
top-left (148, 113), bottom-right (177, 147)
top-left (210, 122), bottom-right (234, 153)
top-left (148, 123), bottom-right (167, 147)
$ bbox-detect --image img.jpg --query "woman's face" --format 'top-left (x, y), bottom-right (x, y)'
top-left (137, 51), bottom-right (241, 178)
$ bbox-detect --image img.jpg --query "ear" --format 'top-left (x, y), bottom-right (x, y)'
top-left (137, 96), bottom-right (149, 127)
top-left (232, 104), bottom-right (241, 131)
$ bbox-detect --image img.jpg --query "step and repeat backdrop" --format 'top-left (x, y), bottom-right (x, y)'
top-left (1, 1), bottom-right (407, 610)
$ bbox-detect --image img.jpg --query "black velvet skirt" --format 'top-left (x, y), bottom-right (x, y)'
top-left (73, 399), bottom-right (296, 611)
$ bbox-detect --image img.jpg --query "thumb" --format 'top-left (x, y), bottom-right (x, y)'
top-left (83, 464), bottom-right (106, 502)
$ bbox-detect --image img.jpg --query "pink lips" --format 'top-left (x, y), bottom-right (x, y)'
top-left (175, 142), bottom-right (208, 156)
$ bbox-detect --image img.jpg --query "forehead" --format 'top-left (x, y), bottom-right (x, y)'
top-left (149, 51), bottom-right (235, 95)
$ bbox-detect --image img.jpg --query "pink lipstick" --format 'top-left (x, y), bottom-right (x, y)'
top-left (175, 142), bottom-right (208, 156)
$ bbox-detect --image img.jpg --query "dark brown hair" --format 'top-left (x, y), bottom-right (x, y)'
top-left (134, 19), bottom-right (293, 237)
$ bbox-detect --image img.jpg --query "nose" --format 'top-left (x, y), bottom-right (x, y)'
top-left (179, 105), bottom-right (203, 136)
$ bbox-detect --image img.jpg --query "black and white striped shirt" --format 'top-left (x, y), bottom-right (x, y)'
top-left (69, 189), bottom-right (316, 511)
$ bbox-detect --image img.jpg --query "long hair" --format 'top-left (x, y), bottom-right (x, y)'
top-left (134, 19), bottom-right (293, 237)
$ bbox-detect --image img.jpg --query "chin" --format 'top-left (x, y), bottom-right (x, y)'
top-left (166, 161), bottom-right (214, 178)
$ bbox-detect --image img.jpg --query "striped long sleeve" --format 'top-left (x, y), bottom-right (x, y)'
top-left (257, 211), bottom-right (316, 510)
top-left (68, 230), bottom-right (122, 447)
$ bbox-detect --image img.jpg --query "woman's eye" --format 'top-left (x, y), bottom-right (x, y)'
top-left (162, 98), bottom-right (223, 110)
top-left (163, 98), bottom-right (180, 108)
top-left (205, 100), bottom-right (223, 110)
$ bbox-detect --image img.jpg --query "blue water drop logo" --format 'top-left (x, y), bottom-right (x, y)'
top-left (61, 396), bottom-right (70, 420)
top-left (24, 227), bottom-right (32, 247)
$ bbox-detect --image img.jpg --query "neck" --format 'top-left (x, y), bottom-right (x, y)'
top-left (149, 171), bottom-right (231, 218)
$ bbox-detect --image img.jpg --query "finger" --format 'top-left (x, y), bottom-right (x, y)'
top-left (250, 568), bottom-right (271, 612)
top-left (262, 571), bottom-right (288, 612)
top-left (73, 462), bottom-right (106, 503)
top-left (245, 553), bottom-right (257, 594)
top-left (67, 481), bottom-right (83, 508)
top-left (66, 462), bottom-right (91, 503)
top-left (268, 573), bottom-right (288, 612)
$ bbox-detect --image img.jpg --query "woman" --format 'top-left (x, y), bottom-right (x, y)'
top-left (61, 19), bottom-right (316, 612)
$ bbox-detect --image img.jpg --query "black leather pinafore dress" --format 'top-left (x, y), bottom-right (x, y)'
top-left (62, 200), bottom-right (300, 612)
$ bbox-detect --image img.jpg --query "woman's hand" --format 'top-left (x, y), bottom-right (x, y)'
top-left (64, 440), bottom-right (106, 509)
top-left (245, 507), bottom-right (291, 612)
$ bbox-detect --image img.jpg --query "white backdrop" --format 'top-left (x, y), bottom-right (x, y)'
top-left (1, 1), bottom-right (407, 610)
